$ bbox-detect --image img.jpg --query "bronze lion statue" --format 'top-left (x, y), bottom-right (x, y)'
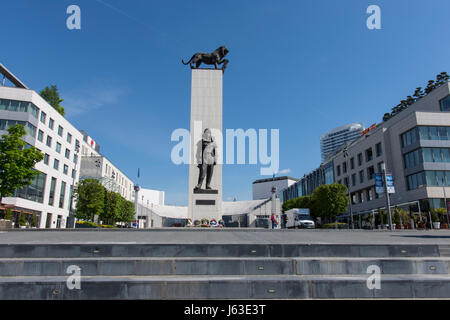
top-left (182, 46), bottom-right (229, 72)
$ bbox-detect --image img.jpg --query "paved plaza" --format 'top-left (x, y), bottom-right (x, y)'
top-left (0, 229), bottom-right (449, 245)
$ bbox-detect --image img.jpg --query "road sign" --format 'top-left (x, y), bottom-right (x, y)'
top-left (375, 173), bottom-right (395, 194)
top-left (375, 174), bottom-right (383, 194)
top-left (386, 173), bottom-right (395, 193)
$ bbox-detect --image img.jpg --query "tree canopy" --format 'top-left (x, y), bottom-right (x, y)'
top-left (40, 85), bottom-right (65, 116)
top-left (74, 179), bottom-right (135, 225)
top-left (282, 183), bottom-right (349, 222)
top-left (0, 124), bottom-right (44, 204)
top-left (74, 179), bottom-right (105, 221)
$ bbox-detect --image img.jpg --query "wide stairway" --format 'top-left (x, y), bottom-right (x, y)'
top-left (0, 240), bottom-right (449, 299)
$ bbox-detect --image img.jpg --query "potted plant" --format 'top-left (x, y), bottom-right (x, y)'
top-left (30, 214), bottom-right (38, 229)
top-left (19, 211), bottom-right (27, 229)
top-left (431, 210), bottom-right (440, 229)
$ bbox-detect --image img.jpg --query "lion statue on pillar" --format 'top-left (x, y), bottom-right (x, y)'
top-left (182, 46), bottom-right (229, 72)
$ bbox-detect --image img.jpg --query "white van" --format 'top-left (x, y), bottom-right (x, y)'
top-left (284, 208), bottom-right (315, 229)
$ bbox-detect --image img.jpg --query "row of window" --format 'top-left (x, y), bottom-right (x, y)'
top-left (43, 153), bottom-right (76, 177)
top-left (407, 170), bottom-right (450, 190)
top-left (0, 99), bottom-right (39, 118)
top-left (338, 162), bottom-right (384, 187)
top-left (402, 126), bottom-right (450, 147)
top-left (350, 187), bottom-right (378, 205)
top-left (48, 177), bottom-right (69, 209)
top-left (0, 119), bottom-right (37, 138)
top-left (14, 172), bottom-right (70, 209)
top-left (336, 143), bottom-right (383, 177)
top-left (404, 148), bottom-right (450, 169)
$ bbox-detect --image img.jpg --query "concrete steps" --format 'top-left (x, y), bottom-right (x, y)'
top-left (0, 257), bottom-right (449, 276)
top-left (0, 242), bottom-right (449, 299)
top-left (1, 274), bottom-right (450, 299)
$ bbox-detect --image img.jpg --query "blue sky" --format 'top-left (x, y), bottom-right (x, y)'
top-left (2, 0), bottom-right (450, 205)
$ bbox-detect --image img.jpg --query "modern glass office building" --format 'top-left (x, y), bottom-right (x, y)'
top-left (320, 123), bottom-right (364, 162)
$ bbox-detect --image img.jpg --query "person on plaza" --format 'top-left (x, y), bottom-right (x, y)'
top-left (271, 213), bottom-right (278, 229)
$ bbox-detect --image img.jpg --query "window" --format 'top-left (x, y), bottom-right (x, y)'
top-left (407, 172), bottom-right (426, 190)
top-left (422, 148), bottom-right (450, 163)
top-left (65, 148), bottom-right (70, 159)
top-left (73, 154), bottom-right (78, 165)
top-left (359, 170), bottom-right (364, 183)
top-left (440, 95), bottom-right (450, 111)
top-left (63, 164), bottom-right (69, 175)
top-left (14, 172), bottom-right (46, 203)
top-left (367, 188), bottom-right (373, 201)
top-left (367, 166), bottom-right (375, 180)
top-left (343, 162), bottom-right (347, 174)
top-left (350, 157), bottom-right (355, 170)
top-left (365, 148), bottom-right (373, 162)
top-left (425, 170), bottom-right (450, 186)
top-left (29, 104), bottom-right (39, 118)
top-left (46, 136), bottom-right (52, 148)
top-left (49, 118), bottom-right (54, 130)
top-left (53, 159), bottom-right (59, 170)
top-left (357, 153), bottom-right (363, 166)
top-left (401, 127), bottom-right (418, 147)
top-left (72, 169), bottom-right (76, 178)
top-left (44, 154), bottom-right (50, 165)
top-left (56, 142), bottom-right (61, 153)
top-left (351, 173), bottom-right (356, 186)
top-left (40, 111), bottom-right (46, 124)
top-left (376, 143), bottom-right (382, 157)
top-left (336, 165), bottom-right (341, 176)
top-left (58, 126), bottom-right (63, 137)
top-left (49, 177), bottom-right (57, 206)
top-left (377, 161), bottom-right (384, 173)
top-left (67, 133), bottom-right (72, 144)
top-left (37, 130), bottom-right (44, 142)
top-left (404, 149), bottom-right (421, 168)
top-left (59, 181), bottom-right (66, 209)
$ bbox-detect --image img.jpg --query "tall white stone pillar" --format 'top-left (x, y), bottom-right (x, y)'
top-left (188, 69), bottom-right (223, 222)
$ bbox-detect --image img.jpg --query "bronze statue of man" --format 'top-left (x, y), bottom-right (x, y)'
top-left (194, 128), bottom-right (217, 190)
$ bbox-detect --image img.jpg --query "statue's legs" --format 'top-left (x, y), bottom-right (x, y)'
top-left (206, 165), bottom-right (214, 189)
top-left (195, 164), bottom-right (207, 189)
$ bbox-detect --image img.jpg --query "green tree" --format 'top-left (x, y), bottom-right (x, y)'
top-left (311, 183), bottom-right (349, 222)
top-left (0, 125), bottom-right (44, 205)
top-left (19, 211), bottom-right (27, 227)
top-left (74, 179), bottom-right (105, 222)
top-left (103, 190), bottom-right (121, 225)
top-left (117, 198), bottom-right (135, 224)
top-left (40, 85), bottom-right (65, 116)
top-left (282, 195), bottom-right (314, 214)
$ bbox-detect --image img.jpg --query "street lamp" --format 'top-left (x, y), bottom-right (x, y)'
top-left (68, 140), bottom-right (80, 229)
top-left (381, 163), bottom-right (393, 230)
top-left (343, 148), bottom-right (354, 229)
top-left (438, 175), bottom-right (450, 226)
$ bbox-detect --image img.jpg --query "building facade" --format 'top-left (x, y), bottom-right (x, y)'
top-left (320, 123), bottom-right (364, 162)
top-left (281, 80), bottom-right (450, 220)
top-left (0, 66), bottom-right (84, 228)
top-left (252, 176), bottom-right (298, 200)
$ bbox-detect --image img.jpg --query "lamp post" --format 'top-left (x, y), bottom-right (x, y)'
top-left (68, 140), bottom-right (80, 229)
top-left (440, 176), bottom-right (450, 226)
top-left (343, 148), bottom-right (354, 229)
top-left (381, 163), bottom-right (393, 230)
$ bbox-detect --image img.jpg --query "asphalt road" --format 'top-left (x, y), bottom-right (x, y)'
top-left (0, 229), bottom-right (449, 244)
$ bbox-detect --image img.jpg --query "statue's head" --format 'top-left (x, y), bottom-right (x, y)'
top-left (216, 46), bottom-right (229, 58)
top-left (203, 128), bottom-right (212, 141)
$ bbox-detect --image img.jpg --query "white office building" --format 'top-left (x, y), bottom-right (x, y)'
top-left (0, 64), bottom-right (85, 228)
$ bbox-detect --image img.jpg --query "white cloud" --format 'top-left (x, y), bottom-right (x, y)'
top-left (63, 79), bottom-right (129, 117)
top-left (277, 168), bottom-right (291, 175)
